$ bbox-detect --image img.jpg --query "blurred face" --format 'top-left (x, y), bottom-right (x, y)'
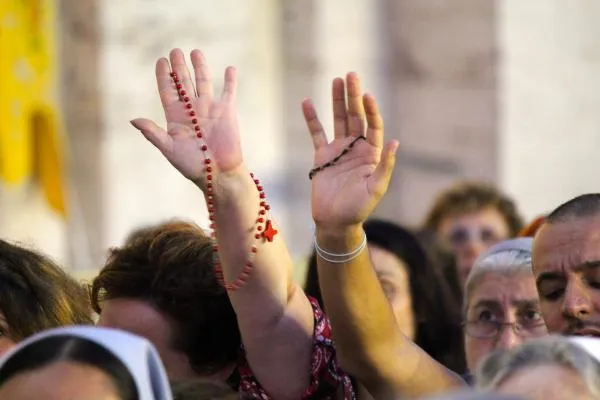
top-left (0, 313), bottom-right (16, 358)
top-left (464, 272), bottom-right (546, 371)
top-left (98, 299), bottom-right (198, 381)
top-left (438, 208), bottom-right (510, 285)
top-left (533, 216), bottom-right (600, 337)
top-left (495, 364), bottom-right (595, 400)
top-left (370, 245), bottom-right (416, 340)
top-left (0, 361), bottom-right (121, 400)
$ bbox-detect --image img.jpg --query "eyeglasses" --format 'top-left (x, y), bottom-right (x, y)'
top-left (447, 226), bottom-right (503, 248)
top-left (463, 320), bottom-right (546, 339)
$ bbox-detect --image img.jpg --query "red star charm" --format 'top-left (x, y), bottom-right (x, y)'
top-left (262, 220), bottom-right (278, 242)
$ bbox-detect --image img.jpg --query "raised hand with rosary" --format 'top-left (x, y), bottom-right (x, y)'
top-left (303, 73), bottom-right (465, 399)
top-left (130, 48), bottom-right (315, 400)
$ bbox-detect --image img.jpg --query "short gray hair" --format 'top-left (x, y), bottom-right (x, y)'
top-left (476, 335), bottom-right (600, 397)
top-left (463, 239), bottom-right (533, 312)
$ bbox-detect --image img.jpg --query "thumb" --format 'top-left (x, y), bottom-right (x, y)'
top-left (369, 140), bottom-right (399, 198)
top-left (130, 118), bottom-right (170, 153)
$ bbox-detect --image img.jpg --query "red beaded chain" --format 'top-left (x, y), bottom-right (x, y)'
top-left (170, 71), bottom-right (278, 291)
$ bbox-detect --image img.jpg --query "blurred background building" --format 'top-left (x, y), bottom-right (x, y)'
top-left (1, 0), bottom-right (600, 279)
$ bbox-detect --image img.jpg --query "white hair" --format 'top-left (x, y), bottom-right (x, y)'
top-left (463, 239), bottom-right (534, 310)
top-left (476, 335), bottom-right (600, 397)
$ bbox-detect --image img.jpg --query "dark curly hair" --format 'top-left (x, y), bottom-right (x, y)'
top-left (90, 220), bottom-right (241, 377)
top-left (0, 239), bottom-right (92, 341)
top-left (305, 219), bottom-right (466, 374)
top-left (424, 182), bottom-right (523, 237)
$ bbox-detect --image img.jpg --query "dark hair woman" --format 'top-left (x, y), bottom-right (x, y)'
top-left (305, 219), bottom-right (466, 374)
top-left (0, 239), bottom-right (93, 356)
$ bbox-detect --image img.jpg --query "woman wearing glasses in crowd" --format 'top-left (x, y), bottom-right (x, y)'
top-left (424, 183), bottom-right (524, 287)
top-left (462, 238), bottom-right (547, 383)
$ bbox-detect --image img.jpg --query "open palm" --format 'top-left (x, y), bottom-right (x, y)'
top-left (131, 49), bottom-right (243, 185)
top-left (303, 73), bottom-right (399, 228)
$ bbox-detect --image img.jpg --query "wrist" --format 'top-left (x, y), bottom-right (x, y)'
top-left (198, 165), bottom-right (252, 197)
top-left (315, 224), bottom-right (364, 253)
top-left (315, 223), bottom-right (363, 238)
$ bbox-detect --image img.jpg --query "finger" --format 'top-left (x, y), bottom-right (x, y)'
top-left (346, 72), bottom-right (366, 137)
top-left (190, 49), bottom-right (213, 100)
top-left (220, 66), bottom-right (237, 104)
top-left (301, 98), bottom-right (328, 149)
top-left (130, 118), bottom-right (172, 154)
top-left (156, 57), bottom-right (179, 109)
top-left (363, 93), bottom-right (384, 149)
top-left (169, 48), bottom-right (196, 98)
top-left (369, 140), bottom-right (399, 198)
top-left (332, 78), bottom-right (349, 140)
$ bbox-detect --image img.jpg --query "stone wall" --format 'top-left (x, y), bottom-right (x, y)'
top-left (98, 0), bottom-right (285, 261)
top-left (499, 0), bottom-right (600, 218)
top-left (376, 0), bottom-right (498, 226)
top-left (5, 1), bottom-right (600, 274)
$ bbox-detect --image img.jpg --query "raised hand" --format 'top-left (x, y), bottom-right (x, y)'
top-left (302, 72), bottom-right (399, 229)
top-left (131, 48), bottom-right (243, 187)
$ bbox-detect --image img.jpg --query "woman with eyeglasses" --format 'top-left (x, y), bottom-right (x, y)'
top-left (313, 233), bottom-right (546, 397)
top-left (462, 238), bottom-right (547, 382)
top-left (424, 182), bottom-right (524, 287)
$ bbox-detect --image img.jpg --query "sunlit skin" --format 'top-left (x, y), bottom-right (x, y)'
top-left (533, 216), bottom-right (600, 337)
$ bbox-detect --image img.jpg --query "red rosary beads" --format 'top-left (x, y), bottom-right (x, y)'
top-left (170, 71), bottom-right (278, 291)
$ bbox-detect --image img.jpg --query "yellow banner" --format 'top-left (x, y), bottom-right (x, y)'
top-left (0, 0), bottom-right (66, 216)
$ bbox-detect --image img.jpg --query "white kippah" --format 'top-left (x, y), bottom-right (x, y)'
top-left (473, 237), bottom-right (533, 266)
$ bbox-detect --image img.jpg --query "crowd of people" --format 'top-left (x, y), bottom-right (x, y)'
top-left (0, 48), bottom-right (598, 400)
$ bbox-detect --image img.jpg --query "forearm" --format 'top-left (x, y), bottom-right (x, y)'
top-left (208, 166), bottom-right (294, 321)
top-left (208, 166), bottom-right (313, 398)
top-left (316, 226), bottom-right (413, 380)
top-left (316, 225), bottom-right (464, 398)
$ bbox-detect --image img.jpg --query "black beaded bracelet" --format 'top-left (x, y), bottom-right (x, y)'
top-left (309, 136), bottom-right (366, 180)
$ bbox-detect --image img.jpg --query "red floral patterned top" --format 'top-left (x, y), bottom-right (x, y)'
top-left (237, 297), bottom-right (356, 399)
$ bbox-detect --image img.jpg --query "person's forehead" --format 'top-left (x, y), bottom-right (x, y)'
top-left (468, 273), bottom-right (537, 307)
top-left (446, 207), bottom-right (506, 225)
top-left (98, 299), bottom-right (174, 343)
top-left (533, 217), bottom-right (600, 272)
top-left (369, 245), bottom-right (407, 277)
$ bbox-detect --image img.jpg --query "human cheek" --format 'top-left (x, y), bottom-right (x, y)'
top-left (0, 338), bottom-right (16, 358)
top-left (539, 302), bottom-right (563, 333)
